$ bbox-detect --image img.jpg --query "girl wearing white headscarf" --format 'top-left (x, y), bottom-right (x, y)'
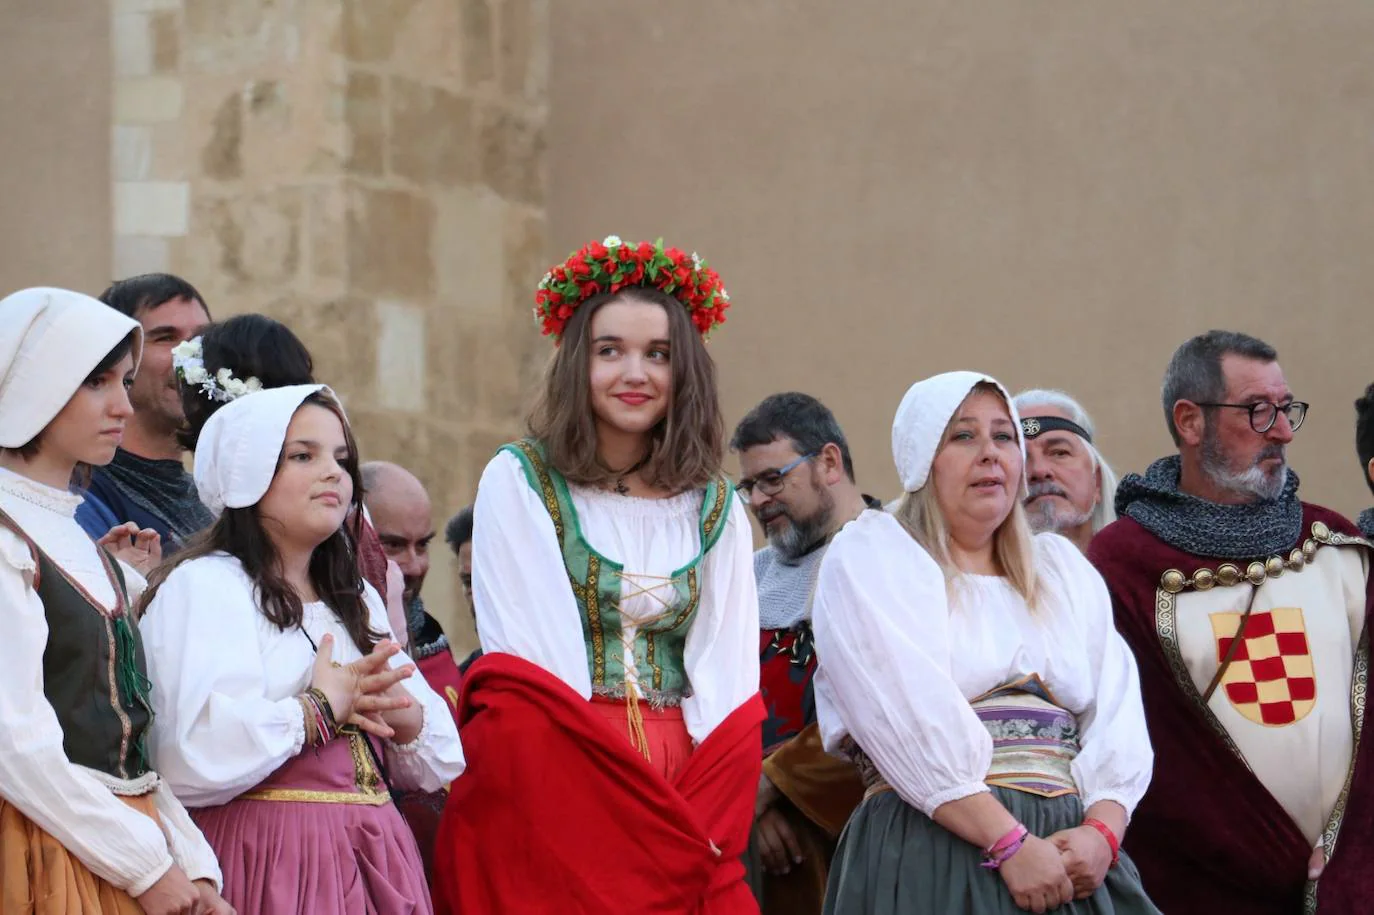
top-left (0, 287), bottom-right (228, 914)
top-left (814, 372), bottom-right (1158, 915)
top-left (136, 385), bottom-right (465, 914)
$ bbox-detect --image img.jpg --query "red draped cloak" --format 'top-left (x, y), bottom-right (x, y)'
top-left (433, 653), bottom-right (764, 915)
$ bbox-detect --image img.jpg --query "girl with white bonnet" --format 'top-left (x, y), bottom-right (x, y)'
top-left (0, 287), bottom-right (229, 914)
top-left (136, 384), bottom-right (464, 914)
top-left (813, 371), bottom-right (1159, 914)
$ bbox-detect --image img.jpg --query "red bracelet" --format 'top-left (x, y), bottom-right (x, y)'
top-left (1083, 817), bottom-right (1120, 867)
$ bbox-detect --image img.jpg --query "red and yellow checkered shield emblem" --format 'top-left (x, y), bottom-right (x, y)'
top-left (1209, 606), bottom-right (1315, 726)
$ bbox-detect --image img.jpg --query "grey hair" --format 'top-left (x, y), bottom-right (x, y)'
top-left (1012, 388), bottom-right (1119, 535)
top-left (1160, 331), bottom-right (1278, 446)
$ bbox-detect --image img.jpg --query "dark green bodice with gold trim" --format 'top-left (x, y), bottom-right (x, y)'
top-left (503, 439), bottom-right (732, 706)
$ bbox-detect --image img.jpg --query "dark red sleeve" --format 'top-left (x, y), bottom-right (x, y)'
top-left (356, 514), bottom-right (389, 598)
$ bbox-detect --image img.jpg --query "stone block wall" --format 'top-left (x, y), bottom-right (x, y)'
top-left (109, 0), bottom-right (552, 651)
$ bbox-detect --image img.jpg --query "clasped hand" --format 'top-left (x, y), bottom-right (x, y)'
top-left (1000, 825), bottom-right (1113, 912)
top-left (309, 634), bottom-right (416, 741)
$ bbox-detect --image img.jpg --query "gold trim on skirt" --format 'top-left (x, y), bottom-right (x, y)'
top-left (238, 787), bottom-right (391, 806)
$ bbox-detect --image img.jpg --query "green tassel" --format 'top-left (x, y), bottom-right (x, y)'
top-left (113, 615), bottom-right (154, 771)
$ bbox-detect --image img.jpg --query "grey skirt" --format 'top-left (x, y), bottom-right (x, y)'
top-left (823, 787), bottom-right (1161, 915)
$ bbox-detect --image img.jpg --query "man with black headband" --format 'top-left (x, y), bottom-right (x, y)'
top-left (1012, 389), bottom-right (1118, 552)
top-left (1089, 330), bottom-right (1374, 914)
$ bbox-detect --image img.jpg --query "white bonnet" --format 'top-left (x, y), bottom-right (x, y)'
top-left (0, 287), bottom-right (144, 449)
top-left (892, 370), bottom-right (1025, 493)
top-left (194, 383), bottom-right (335, 515)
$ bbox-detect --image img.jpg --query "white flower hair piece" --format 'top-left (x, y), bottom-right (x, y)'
top-left (171, 337), bottom-right (264, 404)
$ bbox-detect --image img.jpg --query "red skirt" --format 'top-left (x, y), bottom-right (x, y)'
top-left (588, 695), bottom-right (694, 782)
top-left (434, 655), bottom-right (764, 915)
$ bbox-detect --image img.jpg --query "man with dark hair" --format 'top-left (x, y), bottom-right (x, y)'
top-left (1357, 383), bottom-right (1374, 538)
top-left (444, 504), bottom-right (475, 610)
top-left (76, 273), bottom-right (212, 551)
top-left (730, 392), bottom-right (869, 915)
top-left (1090, 331), bottom-right (1374, 913)
top-left (443, 504), bottom-right (484, 674)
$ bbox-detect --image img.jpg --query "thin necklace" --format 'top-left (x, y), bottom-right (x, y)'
top-left (600, 452), bottom-right (651, 496)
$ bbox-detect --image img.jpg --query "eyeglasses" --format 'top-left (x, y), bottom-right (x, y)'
top-left (736, 453), bottom-right (817, 498)
top-left (1193, 400), bottom-right (1309, 434)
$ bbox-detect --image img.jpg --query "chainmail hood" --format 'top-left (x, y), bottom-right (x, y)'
top-left (1358, 507), bottom-right (1374, 540)
top-left (1114, 455), bottom-right (1303, 559)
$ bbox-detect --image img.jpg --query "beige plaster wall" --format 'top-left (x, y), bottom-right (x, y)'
top-left (103, 0), bottom-right (550, 655)
top-left (0, 2), bottom-right (112, 295)
top-left (0, 0), bottom-right (549, 656)
top-left (550, 0), bottom-right (1374, 522)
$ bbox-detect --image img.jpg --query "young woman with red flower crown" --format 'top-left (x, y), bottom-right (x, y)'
top-left (433, 237), bottom-right (765, 914)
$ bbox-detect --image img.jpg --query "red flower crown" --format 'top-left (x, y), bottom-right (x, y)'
top-left (533, 236), bottom-right (731, 341)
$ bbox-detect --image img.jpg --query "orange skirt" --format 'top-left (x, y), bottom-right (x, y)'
top-left (589, 695), bottom-right (694, 782)
top-left (0, 794), bottom-right (159, 915)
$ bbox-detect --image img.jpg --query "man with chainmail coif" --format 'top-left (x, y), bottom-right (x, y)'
top-left (730, 393), bottom-right (870, 915)
top-left (1089, 330), bottom-right (1374, 915)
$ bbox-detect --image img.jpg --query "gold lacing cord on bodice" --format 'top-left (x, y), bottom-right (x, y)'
top-left (618, 570), bottom-right (679, 609)
top-left (615, 570), bottom-right (683, 763)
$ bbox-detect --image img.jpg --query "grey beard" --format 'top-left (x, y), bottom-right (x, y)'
top-left (768, 491), bottom-right (836, 561)
top-left (1201, 429), bottom-right (1288, 502)
top-left (1024, 496), bottom-right (1092, 536)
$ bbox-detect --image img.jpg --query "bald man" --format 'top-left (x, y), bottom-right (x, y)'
top-left (360, 461), bottom-right (462, 885)
top-left (362, 461), bottom-right (436, 602)
top-left (361, 461), bottom-right (458, 676)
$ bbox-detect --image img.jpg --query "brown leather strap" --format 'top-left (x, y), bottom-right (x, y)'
top-left (1201, 585), bottom-right (1263, 704)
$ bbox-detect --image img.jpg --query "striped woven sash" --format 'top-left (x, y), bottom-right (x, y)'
top-left (971, 674), bottom-right (1080, 799)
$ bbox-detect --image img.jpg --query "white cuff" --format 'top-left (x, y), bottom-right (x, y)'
top-left (921, 781), bottom-right (991, 817)
top-left (125, 854), bottom-right (175, 898)
top-left (1080, 789), bottom-right (1138, 821)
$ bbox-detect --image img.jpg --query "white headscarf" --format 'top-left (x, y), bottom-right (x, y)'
top-left (892, 370), bottom-right (1025, 493)
top-left (194, 384), bottom-right (332, 516)
top-left (0, 287), bottom-right (144, 449)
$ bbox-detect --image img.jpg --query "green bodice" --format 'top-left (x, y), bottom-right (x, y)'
top-left (503, 439), bottom-right (733, 706)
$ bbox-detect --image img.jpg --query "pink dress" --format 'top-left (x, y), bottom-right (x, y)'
top-left (191, 733), bottom-right (432, 914)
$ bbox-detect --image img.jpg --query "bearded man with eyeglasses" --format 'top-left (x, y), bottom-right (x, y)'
top-left (729, 392), bottom-right (877, 915)
top-left (1089, 331), bottom-right (1374, 915)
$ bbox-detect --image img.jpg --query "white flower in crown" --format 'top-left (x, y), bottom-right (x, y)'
top-left (181, 361), bottom-right (209, 386)
top-left (539, 271), bottom-right (552, 288)
top-left (172, 336), bottom-right (213, 391)
top-left (214, 367), bottom-right (263, 401)
top-left (691, 252), bottom-right (703, 271)
top-left (170, 338), bottom-right (202, 364)
top-left (215, 368), bottom-right (240, 399)
top-left (603, 235), bottom-right (623, 248)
